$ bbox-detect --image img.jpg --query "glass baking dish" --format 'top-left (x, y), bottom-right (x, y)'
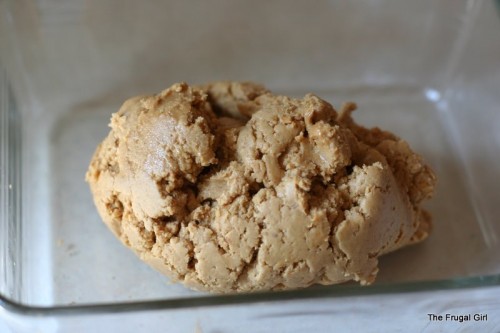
top-left (1, 0), bottom-right (500, 331)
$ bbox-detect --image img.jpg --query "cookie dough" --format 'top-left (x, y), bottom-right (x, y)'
top-left (86, 82), bottom-right (436, 292)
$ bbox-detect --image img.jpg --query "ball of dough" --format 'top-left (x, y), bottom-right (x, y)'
top-left (86, 82), bottom-right (436, 292)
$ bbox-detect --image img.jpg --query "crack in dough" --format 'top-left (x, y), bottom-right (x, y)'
top-left (86, 81), bottom-right (437, 293)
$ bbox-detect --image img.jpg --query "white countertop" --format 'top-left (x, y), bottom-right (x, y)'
top-left (1, 285), bottom-right (500, 332)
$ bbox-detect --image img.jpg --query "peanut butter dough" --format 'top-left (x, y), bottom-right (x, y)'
top-left (86, 82), bottom-right (436, 292)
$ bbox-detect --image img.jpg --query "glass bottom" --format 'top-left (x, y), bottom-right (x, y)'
top-left (18, 85), bottom-right (499, 307)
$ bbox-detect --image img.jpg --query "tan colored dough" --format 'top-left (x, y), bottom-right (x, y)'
top-left (86, 81), bottom-right (436, 292)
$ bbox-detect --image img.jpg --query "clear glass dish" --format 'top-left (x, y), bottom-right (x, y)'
top-left (1, 0), bottom-right (500, 331)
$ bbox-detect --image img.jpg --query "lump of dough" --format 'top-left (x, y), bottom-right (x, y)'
top-left (86, 81), bottom-right (437, 292)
